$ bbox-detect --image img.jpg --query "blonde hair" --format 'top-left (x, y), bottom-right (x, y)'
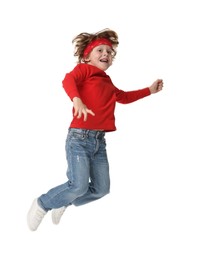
top-left (72, 28), bottom-right (119, 63)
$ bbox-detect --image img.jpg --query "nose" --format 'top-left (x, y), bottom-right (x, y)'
top-left (102, 50), bottom-right (109, 56)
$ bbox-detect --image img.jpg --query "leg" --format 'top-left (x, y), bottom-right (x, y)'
top-left (72, 133), bottom-right (110, 206)
top-left (52, 130), bottom-right (110, 224)
top-left (27, 129), bottom-right (91, 230)
top-left (38, 131), bottom-right (91, 211)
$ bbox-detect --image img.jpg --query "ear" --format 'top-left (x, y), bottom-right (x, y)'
top-left (84, 57), bottom-right (90, 62)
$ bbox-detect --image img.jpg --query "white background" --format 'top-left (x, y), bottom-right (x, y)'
top-left (0, 0), bottom-right (199, 259)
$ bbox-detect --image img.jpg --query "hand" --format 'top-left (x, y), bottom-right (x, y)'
top-left (73, 97), bottom-right (95, 121)
top-left (149, 79), bottom-right (164, 94)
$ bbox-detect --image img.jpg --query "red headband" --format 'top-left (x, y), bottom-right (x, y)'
top-left (83, 38), bottom-right (112, 58)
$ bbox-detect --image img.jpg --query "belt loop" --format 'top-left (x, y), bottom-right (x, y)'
top-left (85, 130), bottom-right (89, 137)
top-left (96, 131), bottom-right (100, 139)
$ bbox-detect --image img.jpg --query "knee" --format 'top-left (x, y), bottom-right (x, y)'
top-left (70, 181), bottom-right (88, 197)
top-left (95, 185), bottom-right (110, 199)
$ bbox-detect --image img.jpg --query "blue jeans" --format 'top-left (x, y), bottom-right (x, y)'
top-left (38, 128), bottom-right (110, 211)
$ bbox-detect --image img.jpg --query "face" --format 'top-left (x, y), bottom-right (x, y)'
top-left (85, 44), bottom-right (113, 71)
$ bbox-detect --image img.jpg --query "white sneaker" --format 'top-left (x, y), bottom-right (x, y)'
top-left (27, 198), bottom-right (47, 231)
top-left (51, 206), bottom-right (66, 225)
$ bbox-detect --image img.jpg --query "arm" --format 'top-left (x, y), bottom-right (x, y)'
top-left (62, 65), bottom-right (95, 121)
top-left (115, 79), bottom-right (163, 104)
top-left (115, 87), bottom-right (151, 104)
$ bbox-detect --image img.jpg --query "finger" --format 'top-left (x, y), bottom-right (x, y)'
top-left (83, 110), bottom-right (88, 121)
top-left (74, 108), bottom-right (83, 119)
top-left (83, 109), bottom-right (95, 121)
top-left (87, 109), bottom-right (95, 116)
top-left (73, 108), bottom-right (78, 117)
top-left (156, 79), bottom-right (162, 85)
top-left (77, 110), bottom-right (82, 119)
top-left (159, 80), bottom-right (163, 86)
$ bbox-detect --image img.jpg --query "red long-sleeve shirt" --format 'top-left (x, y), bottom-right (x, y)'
top-left (62, 63), bottom-right (151, 132)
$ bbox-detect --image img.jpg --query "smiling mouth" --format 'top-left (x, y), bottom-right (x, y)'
top-left (100, 59), bottom-right (108, 63)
